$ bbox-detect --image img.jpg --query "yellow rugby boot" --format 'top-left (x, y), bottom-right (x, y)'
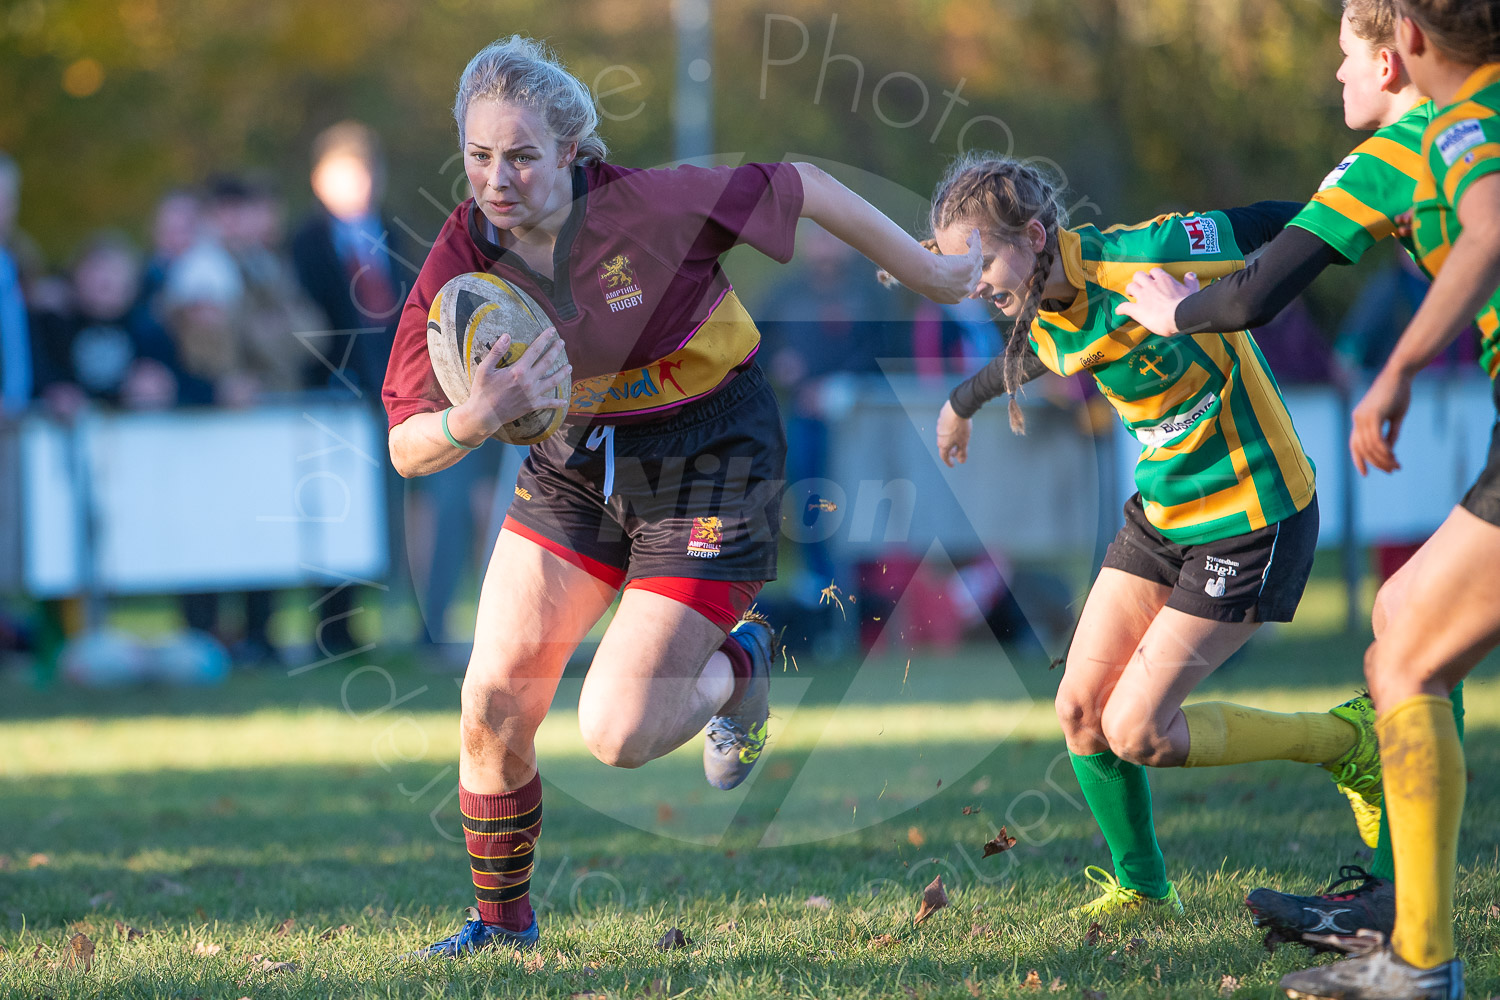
top-left (1069, 866), bottom-right (1183, 919)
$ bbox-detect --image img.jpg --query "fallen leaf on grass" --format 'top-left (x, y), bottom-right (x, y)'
top-left (1084, 922), bottom-right (1105, 947)
top-left (968, 923), bottom-right (992, 938)
top-left (962, 805), bottom-right (980, 815)
top-left (1218, 974), bottom-right (1240, 996)
top-left (272, 918), bottom-right (295, 937)
top-left (805, 896), bottom-right (832, 910)
top-left (318, 924), bottom-right (352, 941)
top-left (1048, 978), bottom-right (1065, 993)
top-left (913, 876), bottom-right (948, 925)
top-left (981, 827), bottom-right (1017, 858)
top-left (1021, 969), bottom-right (1042, 991)
top-left (248, 954), bottom-right (297, 973)
top-left (964, 977), bottom-right (981, 997)
top-left (716, 920), bottom-right (737, 933)
top-left (1489, 904), bottom-right (1500, 920)
top-left (522, 951), bottom-right (546, 973)
top-left (88, 892), bottom-right (115, 909)
top-left (63, 933), bottom-right (94, 973)
top-left (1126, 937), bottom-right (1146, 955)
top-left (191, 942), bottom-right (222, 957)
top-left (28, 854), bottom-right (50, 868)
top-left (907, 826), bottom-right (926, 848)
top-left (868, 934), bottom-right (898, 948)
top-left (115, 922), bottom-right (145, 941)
top-left (655, 927), bottom-right (690, 950)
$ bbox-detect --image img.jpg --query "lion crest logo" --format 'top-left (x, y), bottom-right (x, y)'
top-left (598, 253), bottom-right (644, 312)
top-left (687, 516), bottom-right (723, 558)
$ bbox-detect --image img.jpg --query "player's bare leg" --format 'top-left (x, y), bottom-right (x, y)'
top-left (1054, 569), bottom-right (1182, 916)
top-left (1281, 507), bottom-right (1498, 999)
top-left (412, 529), bottom-right (615, 958)
top-left (577, 589), bottom-right (735, 768)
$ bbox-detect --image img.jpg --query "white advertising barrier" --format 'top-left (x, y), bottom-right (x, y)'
top-left (17, 404), bottom-right (388, 597)
top-left (1113, 373), bottom-right (1496, 546)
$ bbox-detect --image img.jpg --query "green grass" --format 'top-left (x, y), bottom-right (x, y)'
top-left (1, 630), bottom-right (1498, 999)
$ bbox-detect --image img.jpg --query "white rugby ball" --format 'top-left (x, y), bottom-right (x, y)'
top-left (426, 272), bottom-right (569, 446)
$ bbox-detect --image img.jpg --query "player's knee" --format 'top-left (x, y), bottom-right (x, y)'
top-left (1370, 581), bottom-right (1403, 638)
top-left (1054, 687), bottom-right (1102, 744)
top-left (1100, 708), bottom-right (1161, 766)
top-left (578, 717), bottom-right (653, 769)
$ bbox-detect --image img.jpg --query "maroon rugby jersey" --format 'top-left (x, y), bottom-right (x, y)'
top-left (383, 160), bottom-right (803, 429)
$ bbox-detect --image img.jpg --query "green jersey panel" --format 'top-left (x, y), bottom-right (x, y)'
top-left (1031, 214), bottom-right (1316, 545)
top-left (1290, 101), bottom-right (1433, 263)
top-left (1413, 64), bottom-right (1500, 377)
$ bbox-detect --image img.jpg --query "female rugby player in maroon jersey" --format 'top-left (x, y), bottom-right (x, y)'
top-left (383, 36), bottom-right (979, 956)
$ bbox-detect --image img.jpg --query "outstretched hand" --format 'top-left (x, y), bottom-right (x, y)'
top-left (924, 228), bottom-right (983, 304)
top-left (1349, 366), bottom-right (1411, 475)
top-left (1114, 267), bottom-right (1199, 336)
top-left (937, 400), bottom-right (972, 467)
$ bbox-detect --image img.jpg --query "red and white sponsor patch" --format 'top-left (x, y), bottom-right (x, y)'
top-left (1179, 216), bottom-right (1221, 255)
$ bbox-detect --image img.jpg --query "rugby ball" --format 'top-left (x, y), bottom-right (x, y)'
top-left (426, 272), bottom-right (569, 446)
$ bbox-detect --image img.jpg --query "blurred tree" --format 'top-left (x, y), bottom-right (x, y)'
top-left (0, 0), bottom-right (1366, 320)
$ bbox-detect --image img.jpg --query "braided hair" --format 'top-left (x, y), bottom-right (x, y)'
top-left (929, 154), bottom-right (1068, 434)
top-left (1398, 0), bottom-right (1500, 64)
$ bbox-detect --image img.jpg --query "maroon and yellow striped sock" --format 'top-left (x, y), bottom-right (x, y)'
top-left (460, 773), bottom-right (542, 932)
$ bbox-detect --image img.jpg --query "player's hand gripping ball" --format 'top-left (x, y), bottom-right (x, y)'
top-left (426, 272), bottom-right (570, 445)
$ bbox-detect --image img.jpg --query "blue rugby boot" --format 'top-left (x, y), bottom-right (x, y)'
top-left (703, 611), bottom-right (773, 790)
top-left (405, 906), bottom-right (539, 958)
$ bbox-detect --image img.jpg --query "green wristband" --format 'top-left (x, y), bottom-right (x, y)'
top-left (442, 407), bottom-right (481, 451)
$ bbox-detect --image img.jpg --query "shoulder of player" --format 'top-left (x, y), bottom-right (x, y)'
top-left (1423, 97), bottom-right (1500, 170)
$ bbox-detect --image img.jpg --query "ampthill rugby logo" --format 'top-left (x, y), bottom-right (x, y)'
top-left (687, 517), bottom-right (723, 558)
top-left (598, 254), bottom-right (643, 313)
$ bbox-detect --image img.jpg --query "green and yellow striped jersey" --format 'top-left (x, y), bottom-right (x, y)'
top-left (1290, 101), bottom-right (1434, 263)
top-left (1030, 215), bottom-right (1316, 544)
top-left (1411, 63), bottom-right (1500, 377)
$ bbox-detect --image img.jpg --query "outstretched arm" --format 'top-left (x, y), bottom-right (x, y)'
top-left (794, 162), bottom-right (980, 304)
top-left (1115, 201), bottom-right (1333, 336)
top-left (1351, 173), bottom-right (1500, 475)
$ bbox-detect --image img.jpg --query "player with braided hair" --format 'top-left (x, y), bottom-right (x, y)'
top-left (1280, 0), bottom-right (1500, 995)
top-left (929, 154), bottom-right (1385, 920)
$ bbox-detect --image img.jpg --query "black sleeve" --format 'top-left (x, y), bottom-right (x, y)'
top-left (948, 347), bottom-right (1050, 419)
top-left (1222, 200), bottom-right (1305, 255)
top-left (1174, 225), bottom-right (1348, 335)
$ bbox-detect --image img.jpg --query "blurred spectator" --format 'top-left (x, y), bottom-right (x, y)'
top-left (141, 188), bottom-right (203, 315)
top-left (1248, 296), bottom-right (1336, 385)
top-left (291, 121), bottom-right (416, 655)
top-left (159, 237), bottom-right (247, 406)
top-left (1336, 244), bottom-right (1477, 377)
top-left (30, 232), bottom-right (190, 417)
top-left (911, 297), bottom-right (1001, 381)
top-left (757, 223), bottom-right (900, 641)
top-left (292, 121), bottom-right (409, 398)
top-left (0, 152), bottom-right (31, 416)
top-left (206, 175), bottom-right (321, 395)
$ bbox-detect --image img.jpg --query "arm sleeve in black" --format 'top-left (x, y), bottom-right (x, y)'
top-left (947, 346), bottom-right (1050, 419)
top-left (1222, 200), bottom-right (1305, 255)
top-left (1174, 225), bottom-right (1348, 335)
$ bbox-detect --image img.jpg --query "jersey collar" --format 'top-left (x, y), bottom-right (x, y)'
top-left (1453, 63), bottom-right (1500, 106)
top-left (1041, 227), bottom-right (1090, 328)
top-left (466, 163), bottom-right (590, 320)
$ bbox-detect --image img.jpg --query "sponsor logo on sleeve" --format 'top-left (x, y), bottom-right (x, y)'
top-left (1180, 216), bottom-right (1221, 255)
top-left (1436, 119), bottom-right (1485, 166)
top-left (1318, 155), bottom-right (1358, 191)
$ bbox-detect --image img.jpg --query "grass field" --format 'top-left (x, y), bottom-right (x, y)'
top-left (2, 627), bottom-right (1498, 999)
